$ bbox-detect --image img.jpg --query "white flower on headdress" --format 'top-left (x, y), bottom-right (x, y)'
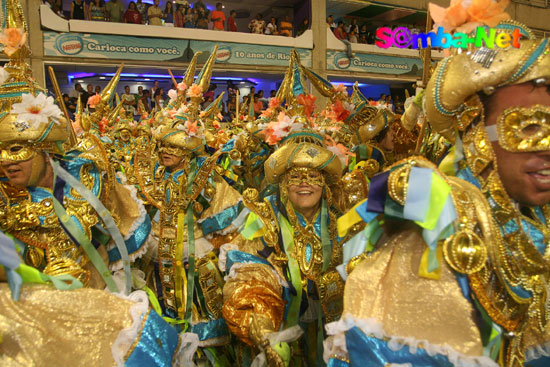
top-left (11, 93), bottom-right (62, 129)
top-left (167, 89), bottom-right (178, 102)
top-left (0, 67), bottom-right (9, 85)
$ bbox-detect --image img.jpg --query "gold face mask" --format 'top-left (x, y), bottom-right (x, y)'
top-left (157, 142), bottom-right (187, 157)
top-left (284, 167), bottom-right (325, 187)
top-left (496, 104), bottom-right (550, 152)
top-left (0, 143), bottom-right (37, 162)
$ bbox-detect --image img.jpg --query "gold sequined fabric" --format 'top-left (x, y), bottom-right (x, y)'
top-left (0, 284), bottom-right (133, 367)
top-left (222, 264), bottom-right (284, 346)
top-left (344, 227), bottom-right (484, 357)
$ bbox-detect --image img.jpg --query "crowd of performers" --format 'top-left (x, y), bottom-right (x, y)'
top-left (1, 0), bottom-right (550, 366)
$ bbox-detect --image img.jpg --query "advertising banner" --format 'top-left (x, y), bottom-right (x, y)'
top-left (44, 32), bottom-right (312, 66)
top-left (327, 50), bottom-right (423, 76)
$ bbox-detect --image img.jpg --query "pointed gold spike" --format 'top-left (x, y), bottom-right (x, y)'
top-left (183, 52), bottom-right (202, 88)
top-left (203, 91), bottom-right (225, 118)
top-left (100, 64), bottom-right (124, 106)
top-left (197, 45), bottom-right (218, 93)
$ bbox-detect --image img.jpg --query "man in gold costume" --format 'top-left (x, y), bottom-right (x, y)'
top-left (326, 17), bottom-right (550, 367)
top-left (0, 4), bottom-right (151, 291)
top-left (131, 50), bottom-right (243, 365)
top-left (0, 0), bottom-right (190, 365)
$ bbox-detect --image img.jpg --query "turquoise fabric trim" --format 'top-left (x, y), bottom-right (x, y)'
top-left (125, 310), bottom-right (180, 367)
top-left (346, 326), bottom-right (454, 367)
top-left (35, 121), bottom-right (55, 143)
top-left (200, 202), bottom-right (240, 236)
top-left (108, 214), bottom-right (152, 264)
top-left (225, 250), bottom-right (270, 273)
top-left (327, 358), bottom-right (350, 367)
top-left (192, 318), bottom-right (229, 341)
top-left (505, 38), bottom-right (549, 84)
top-left (292, 63), bottom-right (305, 97)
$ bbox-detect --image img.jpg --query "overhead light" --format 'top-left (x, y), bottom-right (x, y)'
top-left (239, 81), bottom-right (245, 84)
top-left (77, 79), bottom-right (84, 82)
top-left (144, 78), bottom-right (150, 81)
top-left (99, 76), bottom-right (106, 80)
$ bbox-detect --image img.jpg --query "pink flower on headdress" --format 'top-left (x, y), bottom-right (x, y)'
top-left (325, 135), bottom-right (354, 166)
top-left (260, 111), bottom-right (303, 145)
top-left (429, 0), bottom-right (510, 34)
top-left (0, 28), bottom-right (27, 57)
top-left (187, 84), bottom-right (203, 98)
top-left (186, 120), bottom-right (199, 135)
top-left (87, 94), bottom-right (101, 108)
top-left (368, 100), bottom-right (379, 106)
top-left (177, 81), bottom-right (188, 92)
top-left (333, 84), bottom-right (348, 97)
top-left (297, 93), bottom-right (316, 118)
top-left (213, 120), bottom-right (220, 129)
top-left (167, 89), bottom-right (178, 102)
top-left (99, 117), bottom-right (109, 134)
top-left (331, 100), bottom-right (351, 122)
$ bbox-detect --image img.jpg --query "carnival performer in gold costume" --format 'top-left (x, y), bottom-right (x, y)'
top-left (0, 1), bottom-right (151, 292)
top-left (0, 1), bottom-right (190, 365)
top-left (132, 49), bottom-right (243, 366)
top-left (326, 6), bottom-right (550, 367)
top-left (218, 51), bottom-right (372, 367)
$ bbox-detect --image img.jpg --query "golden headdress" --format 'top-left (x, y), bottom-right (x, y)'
top-left (260, 51), bottom-right (345, 185)
top-left (264, 131), bottom-right (343, 185)
top-left (425, 21), bottom-right (547, 142)
top-left (0, 0), bottom-right (69, 159)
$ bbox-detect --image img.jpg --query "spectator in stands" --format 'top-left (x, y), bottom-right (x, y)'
top-left (122, 85), bottom-right (136, 118)
top-left (81, 84), bottom-right (94, 105)
top-left (69, 83), bottom-right (83, 99)
top-left (124, 1), bottom-right (142, 24)
top-left (138, 89), bottom-right (151, 115)
top-left (71, 0), bottom-right (87, 20)
top-left (394, 95), bottom-right (404, 114)
top-left (163, 1), bottom-right (174, 26)
top-left (385, 95), bottom-right (394, 111)
top-left (196, 7), bottom-right (209, 29)
top-left (327, 15), bottom-right (336, 32)
top-left (333, 21), bottom-right (345, 40)
top-left (248, 13), bottom-right (265, 34)
top-left (227, 10), bottom-right (237, 32)
top-left (268, 89), bottom-right (276, 103)
top-left (174, 4), bottom-right (184, 27)
top-left (95, 85), bottom-right (101, 94)
top-left (265, 17), bottom-right (278, 35)
top-left (105, 0), bottom-right (124, 22)
top-left (63, 94), bottom-right (76, 120)
top-left (136, 0), bottom-right (147, 23)
top-left (279, 15), bottom-right (292, 37)
top-left (257, 89), bottom-right (268, 109)
top-left (193, 0), bottom-right (206, 15)
top-left (150, 80), bottom-right (160, 108)
top-left (349, 29), bottom-right (358, 43)
top-left (147, 0), bottom-right (163, 25)
top-left (227, 80), bottom-right (237, 98)
top-left (252, 94), bottom-right (262, 117)
top-left (52, 0), bottom-right (65, 18)
top-left (347, 18), bottom-right (359, 35)
top-left (359, 24), bottom-right (368, 43)
top-left (88, 0), bottom-right (105, 21)
top-left (247, 86), bottom-right (255, 98)
top-left (204, 84), bottom-right (216, 102)
top-left (227, 94), bottom-right (236, 120)
top-left (154, 88), bottom-right (166, 112)
top-left (210, 3), bottom-right (225, 31)
top-left (297, 18), bottom-right (308, 36)
top-left (183, 7), bottom-right (195, 28)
